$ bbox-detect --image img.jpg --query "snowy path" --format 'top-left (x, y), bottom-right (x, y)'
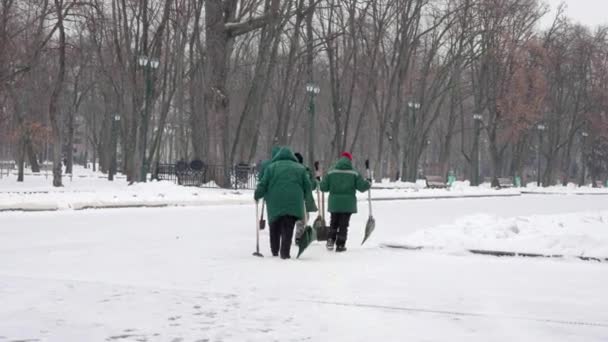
top-left (1, 195), bottom-right (607, 341)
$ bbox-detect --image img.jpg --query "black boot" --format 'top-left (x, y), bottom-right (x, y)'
top-left (336, 245), bottom-right (347, 253)
top-left (279, 216), bottom-right (297, 259)
top-left (326, 238), bottom-right (335, 251)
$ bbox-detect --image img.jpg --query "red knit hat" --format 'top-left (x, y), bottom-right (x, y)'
top-left (341, 152), bottom-right (353, 161)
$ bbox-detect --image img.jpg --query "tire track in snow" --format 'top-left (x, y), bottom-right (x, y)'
top-left (303, 299), bottom-right (608, 328)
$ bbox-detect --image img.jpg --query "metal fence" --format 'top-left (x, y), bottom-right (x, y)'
top-left (155, 162), bottom-right (259, 190)
top-left (0, 161), bottom-right (15, 178)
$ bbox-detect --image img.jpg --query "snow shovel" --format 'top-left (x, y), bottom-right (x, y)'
top-left (259, 200), bottom-right (266, 230)
top-left (361, 159), bottom-right (376, 245)
top-left (296, 204), bottom-right (316, 258)
top-left (253, 201), bottom-right (264, 257)
top-left (313, 161), bottom-right (328, 241)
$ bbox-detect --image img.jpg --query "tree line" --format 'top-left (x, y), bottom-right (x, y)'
top-left (1, 0), bottom-right (608, 187)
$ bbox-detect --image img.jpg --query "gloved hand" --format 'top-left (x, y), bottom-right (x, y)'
top-left (295, 221), bottom-right (306, 243)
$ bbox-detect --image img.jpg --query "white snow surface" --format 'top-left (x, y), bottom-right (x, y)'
top-left (1, 194), bottom-right (608, 341)
top-left (524, 182), bottom-right (608, 195)
top-left (392, 211), bottom-right (608, 258)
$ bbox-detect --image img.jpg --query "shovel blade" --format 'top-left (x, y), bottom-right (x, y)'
top-left (296, 225), bottom-right (316, 258)
top-left (252, 251), bottom-right (264, 257)
top-left (361, 216), bottom-right (376, 245)
top-left (313, 216), bottom-right (328, 241)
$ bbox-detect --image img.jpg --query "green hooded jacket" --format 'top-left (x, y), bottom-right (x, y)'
top-left (257, 146), bottom-right (281, 181)
top-left (320, 157), bottom-right (371, 213)
top-left (254, 147), bottom-right (312, 223)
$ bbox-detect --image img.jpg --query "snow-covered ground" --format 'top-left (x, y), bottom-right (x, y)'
top-left (1, 195), bottom-right (607, 341)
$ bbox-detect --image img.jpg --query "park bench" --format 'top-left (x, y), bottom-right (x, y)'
top-left (0, 161), bottom-right (15, 177)
top-left (485, 176), bottom-right (515, 188)
top-left (155, 161), bottom-right (258, 189)
top-left (497, 177), bottom-right (515, 188)
top-left (175, 160), bottom-right (207, 187)
top-left (425, 175), bottom-right (447, 189)
top-left (234, 163), bottom-right (253, 189)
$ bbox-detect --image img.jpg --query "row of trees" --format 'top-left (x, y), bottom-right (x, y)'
top-left (1, 0), bottom-right (608, 187)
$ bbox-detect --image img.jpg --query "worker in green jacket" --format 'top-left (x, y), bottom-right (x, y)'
top-left (254, 147), bottom-right (312, 259)
top-left (320, 152), bottom-right (371, 252)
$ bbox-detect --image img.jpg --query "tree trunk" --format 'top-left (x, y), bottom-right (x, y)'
top-left (26, 140), bottom-right (40, 172)
top-left (48, 0), bottom-right (67, 187)
top-left (17, 136), bottom-right (25, 182)
top-left (189, 0), bottom-right (206, 160)
top-left (204, 0), bottom-right (233, 186)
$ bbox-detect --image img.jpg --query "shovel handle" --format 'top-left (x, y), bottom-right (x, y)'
top-left (365, 159), bottom-right (372, 216)
top-left (255, 201), bottom-right (260, 253)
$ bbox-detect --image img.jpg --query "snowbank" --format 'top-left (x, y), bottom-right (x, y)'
top-left (523, 182), bottom-right (608, 195)
top-left (374, 179), bottom-right (426, 190)
top-left (0, 178), bottom-right (253, 211)
top-left (366, 180), bottom-right (520, 200)
top-left (388, 211), bottom-right (608, 259)
top-left (0, 166), bottom-right (255, 211)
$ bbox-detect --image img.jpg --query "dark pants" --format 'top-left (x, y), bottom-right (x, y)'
top-left (330, 213), bottom-right (352, 247)
top-left (269, 215), bottom-right (297, 258)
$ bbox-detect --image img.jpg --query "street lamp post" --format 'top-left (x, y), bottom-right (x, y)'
top-left (536, 124), bottom-right (546, 187)
top-left (472, 114), bottom-right (483, 186)
top-left (306, 83), bottom-right (320, 167)
top-left (138, 55), bottom-right (159, 182)
top-left (408, 102), bottom-right (421, 125)
top-left (580, 131), bottom-right (589, 186)
top-left (404, 102), bottom-right (421, 180)
top-left (109, 114), bottom-right (121, 181)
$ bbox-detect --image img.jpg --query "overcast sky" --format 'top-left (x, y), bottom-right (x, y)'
top-left (541, 0), bottom-right (608, 28)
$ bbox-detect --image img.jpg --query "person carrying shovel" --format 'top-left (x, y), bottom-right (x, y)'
top-left (254, 147), bottom-right (312, 259)
top-left (320, 152), bottom-right (371, 252)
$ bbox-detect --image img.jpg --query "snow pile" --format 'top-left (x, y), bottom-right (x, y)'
top-left (449, 180), bottom-right (471, 191)
top-left (374, 179), bottom-right (424, 190)
top-left (392, 211), bottom-right (608, 258)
